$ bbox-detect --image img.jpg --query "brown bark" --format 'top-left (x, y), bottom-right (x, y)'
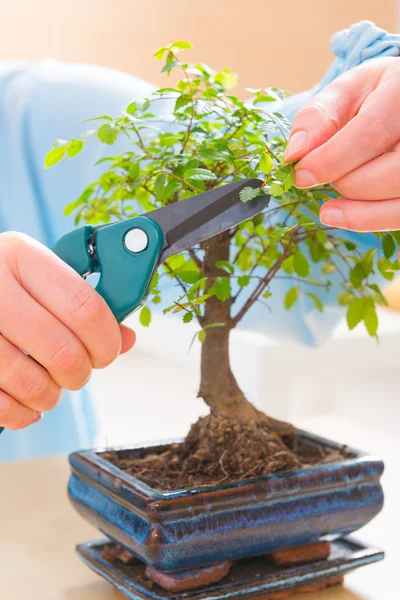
top-left (198, 233), bottom-right (293, 436)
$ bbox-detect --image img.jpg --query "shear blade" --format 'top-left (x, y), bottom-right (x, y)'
top-left (148, 178), bottom-right (270, 262)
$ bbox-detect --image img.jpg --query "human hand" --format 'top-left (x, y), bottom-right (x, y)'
top-left (0, 232), bottom-right (136, 430)
top-left (284, 57), bottom-right (400, 232)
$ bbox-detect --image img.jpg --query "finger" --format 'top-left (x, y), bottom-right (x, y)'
top-left (120, 325), bottom-right (136, 355)
top-left (0, 389), bottom-right (43, 430)
top-left (333, 145), bottom-right (400, 200)
top-left (284, 61), bottom-right (381, 163)
top-left (0, 266), bottom-right (92, 390)
top-left (7, 234), bottom-right (122, 369)
top-left (320, 198), bottom-right (400, 232)
top-left (0, 334), bottom-right (62, 412)
top-left (295, 75), bottom-right (400, 188)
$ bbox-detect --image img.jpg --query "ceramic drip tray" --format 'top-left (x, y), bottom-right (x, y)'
top-left (77, 537), bottom-right (383, 600)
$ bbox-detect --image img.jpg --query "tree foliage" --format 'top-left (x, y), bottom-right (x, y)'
top-left (46, 41), bottom-right (400, 341)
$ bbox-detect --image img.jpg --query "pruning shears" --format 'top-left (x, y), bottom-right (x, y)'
top-left (0, 178), bottom-right (269, 437)
top-left (53, 178), bottom-right (270, 323)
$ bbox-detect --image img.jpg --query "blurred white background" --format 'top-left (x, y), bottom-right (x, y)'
top-left (91, 308), bottom-right (400, 448)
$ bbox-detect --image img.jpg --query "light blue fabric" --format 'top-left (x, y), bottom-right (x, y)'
top-left (0, 60), bottom-right (161, 462)
top-left (0, 20), bottom-right (397, 461)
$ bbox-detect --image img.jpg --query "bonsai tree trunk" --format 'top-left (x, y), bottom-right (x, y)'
top-left (199, 233), bottom-right (293, 437)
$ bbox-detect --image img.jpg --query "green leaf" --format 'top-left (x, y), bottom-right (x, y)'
top-left (239, 186), bottom-right (260, 203)
top-left (350, 263), bottom-right (367, 286)
top-left (171, 41), bottom-right (192, 50)
top-left (283, 168), bottom-right (295, 192)
top-left (214, 67), bottom-right (238, 90)
top-left (149, 271), bottom-right (159, 292)
top-left (350, 251), bottom-right (375, 284)
top-left (293, 252), bottom-right (309, 277)
top-left (184, 168), bottom-right (217, 181)
top-left (390, 230), bottom-right (400, 246)
top-left (162, 61), bottom-right (181, 73)
top-left (44, 146), bottom-right (67, 168)
top-left (198, 330), bottom-right (206, 343)
top-left (152, 296), bottom-right (161, 304)
top-left (367, 283), bottom-right (388, 306)
top-left (64, 186), bottom-right (94, 216)
top-left (282, 255), bottom-right (294, 274)
top-left (338, 290), bottom-right (355, 305)
top-left (346, 298), bottom-right (364, 330)
top-left (215, 260), bottom-right (234, 275)
top-left (193, 294), bottom-right (210, 305)
top-left (97, 123), bottom-right (118, 145)
top-left (81, 115), bottom-right (112, 123)
top-left (259, 152), bottom-right (273, 175)
top-left (139, 306), bottom-right (152, 327)
top-left (126, 102), bottom-right (137, 115)
top-left (183, 312), bottom-right (193, 323)
top-left (154, 173), bottom-right (166, 200)
top-left (378, 258), bottom-right (395, 281)
top-left (129, 162), bottom-right (140, 180)
top-left (285, 287), bottom-right (298, 310)
top-left (344, 241), bottom-right (357, 251)
top-left (175, 94), bottom-right (192, 111)
top-left (179, 270), bottom-right (202, 283)
top-left (382, 234), bottom-right (396, 259)
top-left (153, 46), bottom-right (168, 60)
top-left (212, 277), bottom-right (231, 301)
top-left (269, 183), bottom-right (284, 197)
top-left (139, 98), bottom-right (150, 113)
top-left (306, 292), bottom-right (323, 312)
top-left (67, 139), bottom-right (84, 158)
top-left (362, 249), bottom-right (375, 277)
top-left (238, 275), bottom-right (250, 287)
top-left (363, 301), bottom-right (378, 337)
top-left (165, 254), bottom-right (186, 272)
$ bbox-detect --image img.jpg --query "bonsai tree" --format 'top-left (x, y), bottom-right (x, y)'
top-left (46, 42), bottom-right (400, 488)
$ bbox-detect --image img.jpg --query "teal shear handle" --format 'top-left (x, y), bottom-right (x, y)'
top-left (53, 216), bottom-right (164, 323)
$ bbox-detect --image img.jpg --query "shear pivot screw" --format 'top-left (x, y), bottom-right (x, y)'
top-left (124, 228), bottom-right (148, 253)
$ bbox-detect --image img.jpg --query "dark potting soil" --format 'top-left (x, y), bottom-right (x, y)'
top-left (102, 414), bottom-right (353, 491)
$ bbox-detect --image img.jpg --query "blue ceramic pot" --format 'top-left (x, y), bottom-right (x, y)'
top-left (68, 429), bottom-right (384, 572)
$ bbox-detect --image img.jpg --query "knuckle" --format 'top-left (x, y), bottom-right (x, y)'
top-left (313, 101), bottom-right (340, 133)
top-left (22, 373), bottom-right (50, 404)
top-left (50, 339), bottom-right (85, 373)
top-left (361, 112), bottom-right (393, 148)
top-left (70, 287), bottom-right (101, 326)
top-left (22, 373), bottom-right (62, 410)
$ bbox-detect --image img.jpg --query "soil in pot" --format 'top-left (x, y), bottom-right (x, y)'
top-left (102, 414), bottom-right (352, 491)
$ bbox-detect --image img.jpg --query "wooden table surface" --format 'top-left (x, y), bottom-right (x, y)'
top-left (0, 416), bottom-right (397, 600)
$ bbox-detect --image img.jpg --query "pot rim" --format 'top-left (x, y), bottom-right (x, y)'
top-left (69, 428), bottom-right (384, 503)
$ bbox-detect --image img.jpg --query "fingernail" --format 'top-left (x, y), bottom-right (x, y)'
top-left (285, 130), bottom-right (308, 161)
top-left (320, 206), bottom-right (346, 228)
top-left (295, 169), bottom-right (319, 188)
top-left (33, 411), bottom-right (44, 423)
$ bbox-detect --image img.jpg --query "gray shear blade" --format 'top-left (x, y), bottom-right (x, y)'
top-left (148, 178), bottom-right (270, 262)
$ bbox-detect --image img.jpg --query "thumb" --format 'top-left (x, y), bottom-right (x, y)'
top-left (119, 324), bottom-right (136, 354)
top-left (284, 62), bottom-right (381, 163)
